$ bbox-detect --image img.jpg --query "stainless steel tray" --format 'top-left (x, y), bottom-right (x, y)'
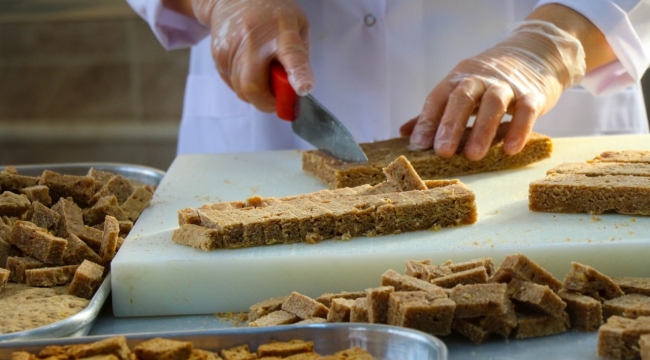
top-left (0, 162), bottom-right (165, 342)
top-left (5, 162), bottom-right (165, 186)
top-left (0, 323), bottom-right (448, 359)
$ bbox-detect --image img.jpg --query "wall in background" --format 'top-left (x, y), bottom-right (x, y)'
top-left (1, 1), bottom-right (649, 173)
top-left (0, 0), bottom-right (189, 171)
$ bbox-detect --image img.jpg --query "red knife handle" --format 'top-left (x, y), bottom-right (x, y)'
top-left (270, 61), bottom-right (297, 121)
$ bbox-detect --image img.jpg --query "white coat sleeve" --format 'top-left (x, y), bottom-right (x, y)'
top-left (125, 0), bottom-right (209, 50)
top-left (535, 0), bottom-right (650, 96)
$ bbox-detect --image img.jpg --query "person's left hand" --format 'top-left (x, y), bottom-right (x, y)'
top-left (400, 20), bottom-right (586, 161)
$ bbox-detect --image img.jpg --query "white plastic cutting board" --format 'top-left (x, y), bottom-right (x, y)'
top-left (111, 135), bottom-right (650, 317)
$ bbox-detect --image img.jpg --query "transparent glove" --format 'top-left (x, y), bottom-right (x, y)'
top-left (192, 0), bottom-right (314, 112)
top-left (402, 20), bottom-right (586, 161)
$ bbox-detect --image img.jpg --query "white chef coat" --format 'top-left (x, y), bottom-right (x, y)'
top-left (127, 0), bottom-right (650, 155)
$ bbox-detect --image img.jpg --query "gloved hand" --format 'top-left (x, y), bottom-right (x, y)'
top-left (401, 20), bottom-right (586, 161)
top-left (191, 0), bottom-right (314, 112)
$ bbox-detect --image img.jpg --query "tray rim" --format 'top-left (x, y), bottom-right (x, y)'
top-left (0, 323), bottom-right (448, 359)
top-left (0, 162), bottom-right (165, 342)
top-left (5, 162), bottom-right (166, 185)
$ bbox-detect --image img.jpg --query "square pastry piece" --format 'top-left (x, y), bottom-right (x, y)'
top-left (530, 150), bottom-right (650, 215)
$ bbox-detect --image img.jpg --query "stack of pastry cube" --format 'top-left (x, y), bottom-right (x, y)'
top-left (247, 253), bottom-right (650, 359)
top-left (0, 166), bottom-right (154, 332)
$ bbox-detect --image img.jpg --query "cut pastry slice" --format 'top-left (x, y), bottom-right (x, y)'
top-left (303, 121), bottom-right (552, 189)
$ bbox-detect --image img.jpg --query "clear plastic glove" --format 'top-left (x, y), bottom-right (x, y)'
top-left (401, 20), bottom-right (586, 161)
top-left (192, 0), bottom-right (314, 112)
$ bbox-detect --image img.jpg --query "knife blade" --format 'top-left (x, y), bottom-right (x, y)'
top-left (270, 61), bottom-right (368, 163)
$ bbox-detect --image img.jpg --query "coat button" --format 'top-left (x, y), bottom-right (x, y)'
top-left (364, 13), bottom-right (376, 27)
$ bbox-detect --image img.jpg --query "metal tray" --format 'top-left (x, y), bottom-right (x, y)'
top-left (5, 162), bottom-right (165, 186)
top-left (0, 323), bottom-right (448, 359)
top-left (0, 162), bottom-right (165, 343)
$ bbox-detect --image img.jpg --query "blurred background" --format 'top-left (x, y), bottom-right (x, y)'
top-left (0, 0), bottom-right (185, 171)
top-left (1, 0), bottom-right (649, 172)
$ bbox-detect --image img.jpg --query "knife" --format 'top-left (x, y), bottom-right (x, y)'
top-left (270, 61), bottom-right (368, 163)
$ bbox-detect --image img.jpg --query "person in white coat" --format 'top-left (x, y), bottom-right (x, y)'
top-left (127, 0), bottom-right (650, 159)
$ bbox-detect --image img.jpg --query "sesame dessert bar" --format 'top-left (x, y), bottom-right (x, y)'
top-left (99, 215), bottom-right (120, 266)
top-left (25, 265), bottom-right (79, 287)
top-left (422, 265), bottom-right (454, 282)
top-left (281, 292), bottom-right (329, 320)
top-left (430, 266), bottom-right (489, 288)
top-left (24, 201), bottom-right (59, 231)
top-left (530, 174), bottom-right (650, 215)
top-left (248, 310), bottom-right (299, 327)
top-left (381, 155), bottom-right (428, 191)
top-left (366, 286), bottom-right (394, 324)
top-left (507, 279), bottom-right (566, 318)
top-left (327, 298), bottom-right (355, 322)
top-left (490, 253), bottom-right (563, 292)
top-left (450, 283), bottom-right (509, 319)
top-left (84, 195), bottom-right (129, 225)
top-left (0, 191), bottom-right (31, 217)
top-left (479, 299), bottom-right (518, 338)
top-left (0, 238), bottom-right (13, 268)
top-left (303, 121), bottom-right (552, 189)
top-left (257, 340), bottom-right (314, 358)
top-left (65, 335), bottom-right (131, 360)
top-left (514, 311), bottom-right (569, 339)
top-left (68, 260), bottom-right (105, 300)
top-left (51, 197), bottom-right (85, 238)
top-left (0, 166), bottom-right (39, 191)
top-left (598, 316), bottom-right (650, 360)
top-left (315, 291), bottom-right (366, 308)
top-left (387, 291), bottom-right (456, 336)
top-left (446, 257), bottom-right (495, 277)
top-left (530, 150), bottom-right (650, 215)
top-left (404, 259), bottom-right (433, 279)
top-left (9, 220), bottom-right (67, 265)
top-left (452, 318), bottom-right (492, 344)
top-left (133, 337), bottom-right (193, 360)
top-left (161, 224), bottom-right (221, 252)
top-left (640, 333), bottom-right (650, 360)
top-left (173, 156), bottom-right (477, 250)
top-left (121, 186), bottom-right (154, 222)
top-left (381, 269), bottom-right (448, 295)
top-left (5, 256), bottom-right (44, 283)
top-left (563, 262), bottom-right (624, 300)
top-left (89, 175), bottom-right (134, 206)
top-left (603, 294), bottom-right (650, 320)
top-left (612, 277), bottom-right (650, 296)
top-left (19, 185), bottom-right (52, 206)
top-left (39, 170), bottom-right (96, 206)
top-left (248, 295), bottom-right (289, 322)
top-left (0, 267), bottom-right (9, 290)
top-left (590, 150), bottom-right (650, 164)
top-left (350, 297), bottom-right (370, 323)
top-left (557, 289), bottom-right (603, 332)
top-left (547, 161), bottom-right (650, 177)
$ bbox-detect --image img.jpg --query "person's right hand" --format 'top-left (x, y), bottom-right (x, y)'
top-left (191, 0), bottom-right (314, 112)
